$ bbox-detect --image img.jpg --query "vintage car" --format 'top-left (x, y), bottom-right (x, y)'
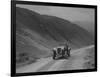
top-left (52, 46), bottom-right (71, 60)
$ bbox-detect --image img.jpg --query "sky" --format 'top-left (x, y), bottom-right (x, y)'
top-left (16, 4), bottom-right (95, 23)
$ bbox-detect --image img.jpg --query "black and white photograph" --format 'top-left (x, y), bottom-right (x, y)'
top-left (11, 1), bottom-right (97, 76)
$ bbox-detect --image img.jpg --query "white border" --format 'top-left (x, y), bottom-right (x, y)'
top-left (0, 0), bottom-right (99, 77)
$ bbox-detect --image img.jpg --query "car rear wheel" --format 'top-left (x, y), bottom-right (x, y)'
top-left (53, 51), bottom-right (56, 60)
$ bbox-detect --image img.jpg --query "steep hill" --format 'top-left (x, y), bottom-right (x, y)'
top-left (16, 7), bottom-right (94, 67)
top-left (74, 21), bottom-right (94, 37)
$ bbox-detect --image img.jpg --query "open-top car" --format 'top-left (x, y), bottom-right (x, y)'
top-left (52, 45), bottom-right (71, 60)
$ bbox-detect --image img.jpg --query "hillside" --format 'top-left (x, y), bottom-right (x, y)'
top-left (16, 7), bottom-right (94, 67)
top-left (74, 21), bottom-right (94, 37)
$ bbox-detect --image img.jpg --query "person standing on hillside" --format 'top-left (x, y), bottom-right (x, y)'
top-left (64, 43), bottom-right (71, 57)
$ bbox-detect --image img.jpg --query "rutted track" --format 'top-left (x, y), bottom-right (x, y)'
top-left (16, 45), bottom-right (94, 73)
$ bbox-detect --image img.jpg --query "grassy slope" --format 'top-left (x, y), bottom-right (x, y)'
top-left (16, 7), bottom-right (94, 68)
top-left (83, 47), bottom-right (95, 69)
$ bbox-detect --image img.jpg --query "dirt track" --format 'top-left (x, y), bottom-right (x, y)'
top-left (16, 45), bottom-right (94, 73)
